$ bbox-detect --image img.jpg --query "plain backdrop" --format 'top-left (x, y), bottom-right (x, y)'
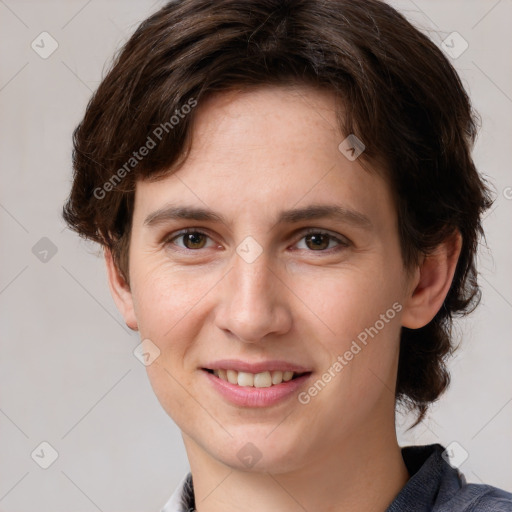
top-left (1, 1), bottom-right (511, 510)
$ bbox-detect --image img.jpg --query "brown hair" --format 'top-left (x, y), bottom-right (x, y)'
top-left (62, 0), bottom-right (493, 423)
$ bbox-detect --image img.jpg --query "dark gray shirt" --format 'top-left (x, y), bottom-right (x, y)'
top-left (160, 444), bottom-right (512, 511)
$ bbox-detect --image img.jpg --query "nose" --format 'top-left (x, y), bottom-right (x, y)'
top-left (214, 251), bottom-right (292, 344)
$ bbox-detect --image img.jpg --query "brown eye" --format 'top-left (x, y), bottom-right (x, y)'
top-left (295, 230), bottom-right (349, 253)
top-left (304, 233), bottom-right (330, 250)
top-left (166, 230), bottom-right (213, 250)
top-left (181, 232), bottom-right (207, 249)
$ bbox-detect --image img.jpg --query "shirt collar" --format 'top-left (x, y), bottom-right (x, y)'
top-left (160, 472), bottom-right (195, 512)
top-left (385, 443), bottom-right (463, 511)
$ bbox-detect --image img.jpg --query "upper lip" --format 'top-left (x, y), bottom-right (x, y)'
top-left (203, 359), bottom-right (312, 374)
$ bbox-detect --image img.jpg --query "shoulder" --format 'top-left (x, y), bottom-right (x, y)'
top-left (396, 444), bottom-right (512, 512)
top-left (460, 484), bottom-right (512, 512)
top-left (436, 479), bottom-right (512, 512)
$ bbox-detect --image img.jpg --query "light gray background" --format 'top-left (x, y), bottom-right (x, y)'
top-left (0, 1), bottom-right (511, 510)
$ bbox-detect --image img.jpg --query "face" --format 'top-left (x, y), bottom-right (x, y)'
top-left (111, 85), bottom-right (419, 473)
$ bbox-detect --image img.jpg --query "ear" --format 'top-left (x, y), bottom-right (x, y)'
top-left (104, 247), bottom-right (138, 331)
top-left (401, 230), bottom-right (462, 329)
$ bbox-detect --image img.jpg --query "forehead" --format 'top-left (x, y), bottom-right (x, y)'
top-left (186, 85), bottom-right (342, 170)
top-left (133, 85), bottom-right (395, 232)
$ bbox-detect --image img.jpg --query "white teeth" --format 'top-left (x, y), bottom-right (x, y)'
top-left (237, 371), bottom-right (254, 387)
top-left (283, 371), bottom-right (294, 382)
top-left (253, 371), bottom-right (272, 388)
top-left (211, 369), bottom-right (301, 387)
top-left (226, 369), bottom-right (238, 384)
top-left (271, 371), bottom-right (283, 384)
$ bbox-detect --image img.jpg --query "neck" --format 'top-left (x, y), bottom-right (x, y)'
top-left (182, 421), bottom-right (409, 512)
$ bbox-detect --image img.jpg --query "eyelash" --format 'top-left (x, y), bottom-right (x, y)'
top-left (164, 228), bottom-right (350, 254)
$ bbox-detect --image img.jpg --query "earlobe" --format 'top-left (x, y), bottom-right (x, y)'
top-left (401, 231), bottom-right (462, 329)
top-left (103, 247), bottom-right (139, 331)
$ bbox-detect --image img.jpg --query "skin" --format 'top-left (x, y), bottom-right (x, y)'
top-left (105, 85), bottom-right (462, 512)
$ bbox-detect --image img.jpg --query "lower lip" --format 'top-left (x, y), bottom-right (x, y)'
top-left (202, 370), bottom-right (312, 407)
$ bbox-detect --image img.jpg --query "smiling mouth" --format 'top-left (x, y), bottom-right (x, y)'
top-left (203, 368), bottom-right (311, 387)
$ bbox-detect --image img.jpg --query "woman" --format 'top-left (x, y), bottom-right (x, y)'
top-left (62, 1), bottom-right (512, 510)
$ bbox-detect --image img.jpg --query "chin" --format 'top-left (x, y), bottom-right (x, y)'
top-left (212, 429), bottom-right (309, 474)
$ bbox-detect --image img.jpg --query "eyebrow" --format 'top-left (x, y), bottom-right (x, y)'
top-left (143, 203), bottom-right (373, 230)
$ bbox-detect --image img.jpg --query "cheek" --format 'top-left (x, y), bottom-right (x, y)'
top-left (293, 263), bottom-right (401, 336)
top-left (132, 265), bottom-right (212, 420)
top-left (130, 259), bottom-right (213, 338)
top-left (295, 264), bottom-right (404, 391)
top-left (301, 275), bottom-right (403, 427)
